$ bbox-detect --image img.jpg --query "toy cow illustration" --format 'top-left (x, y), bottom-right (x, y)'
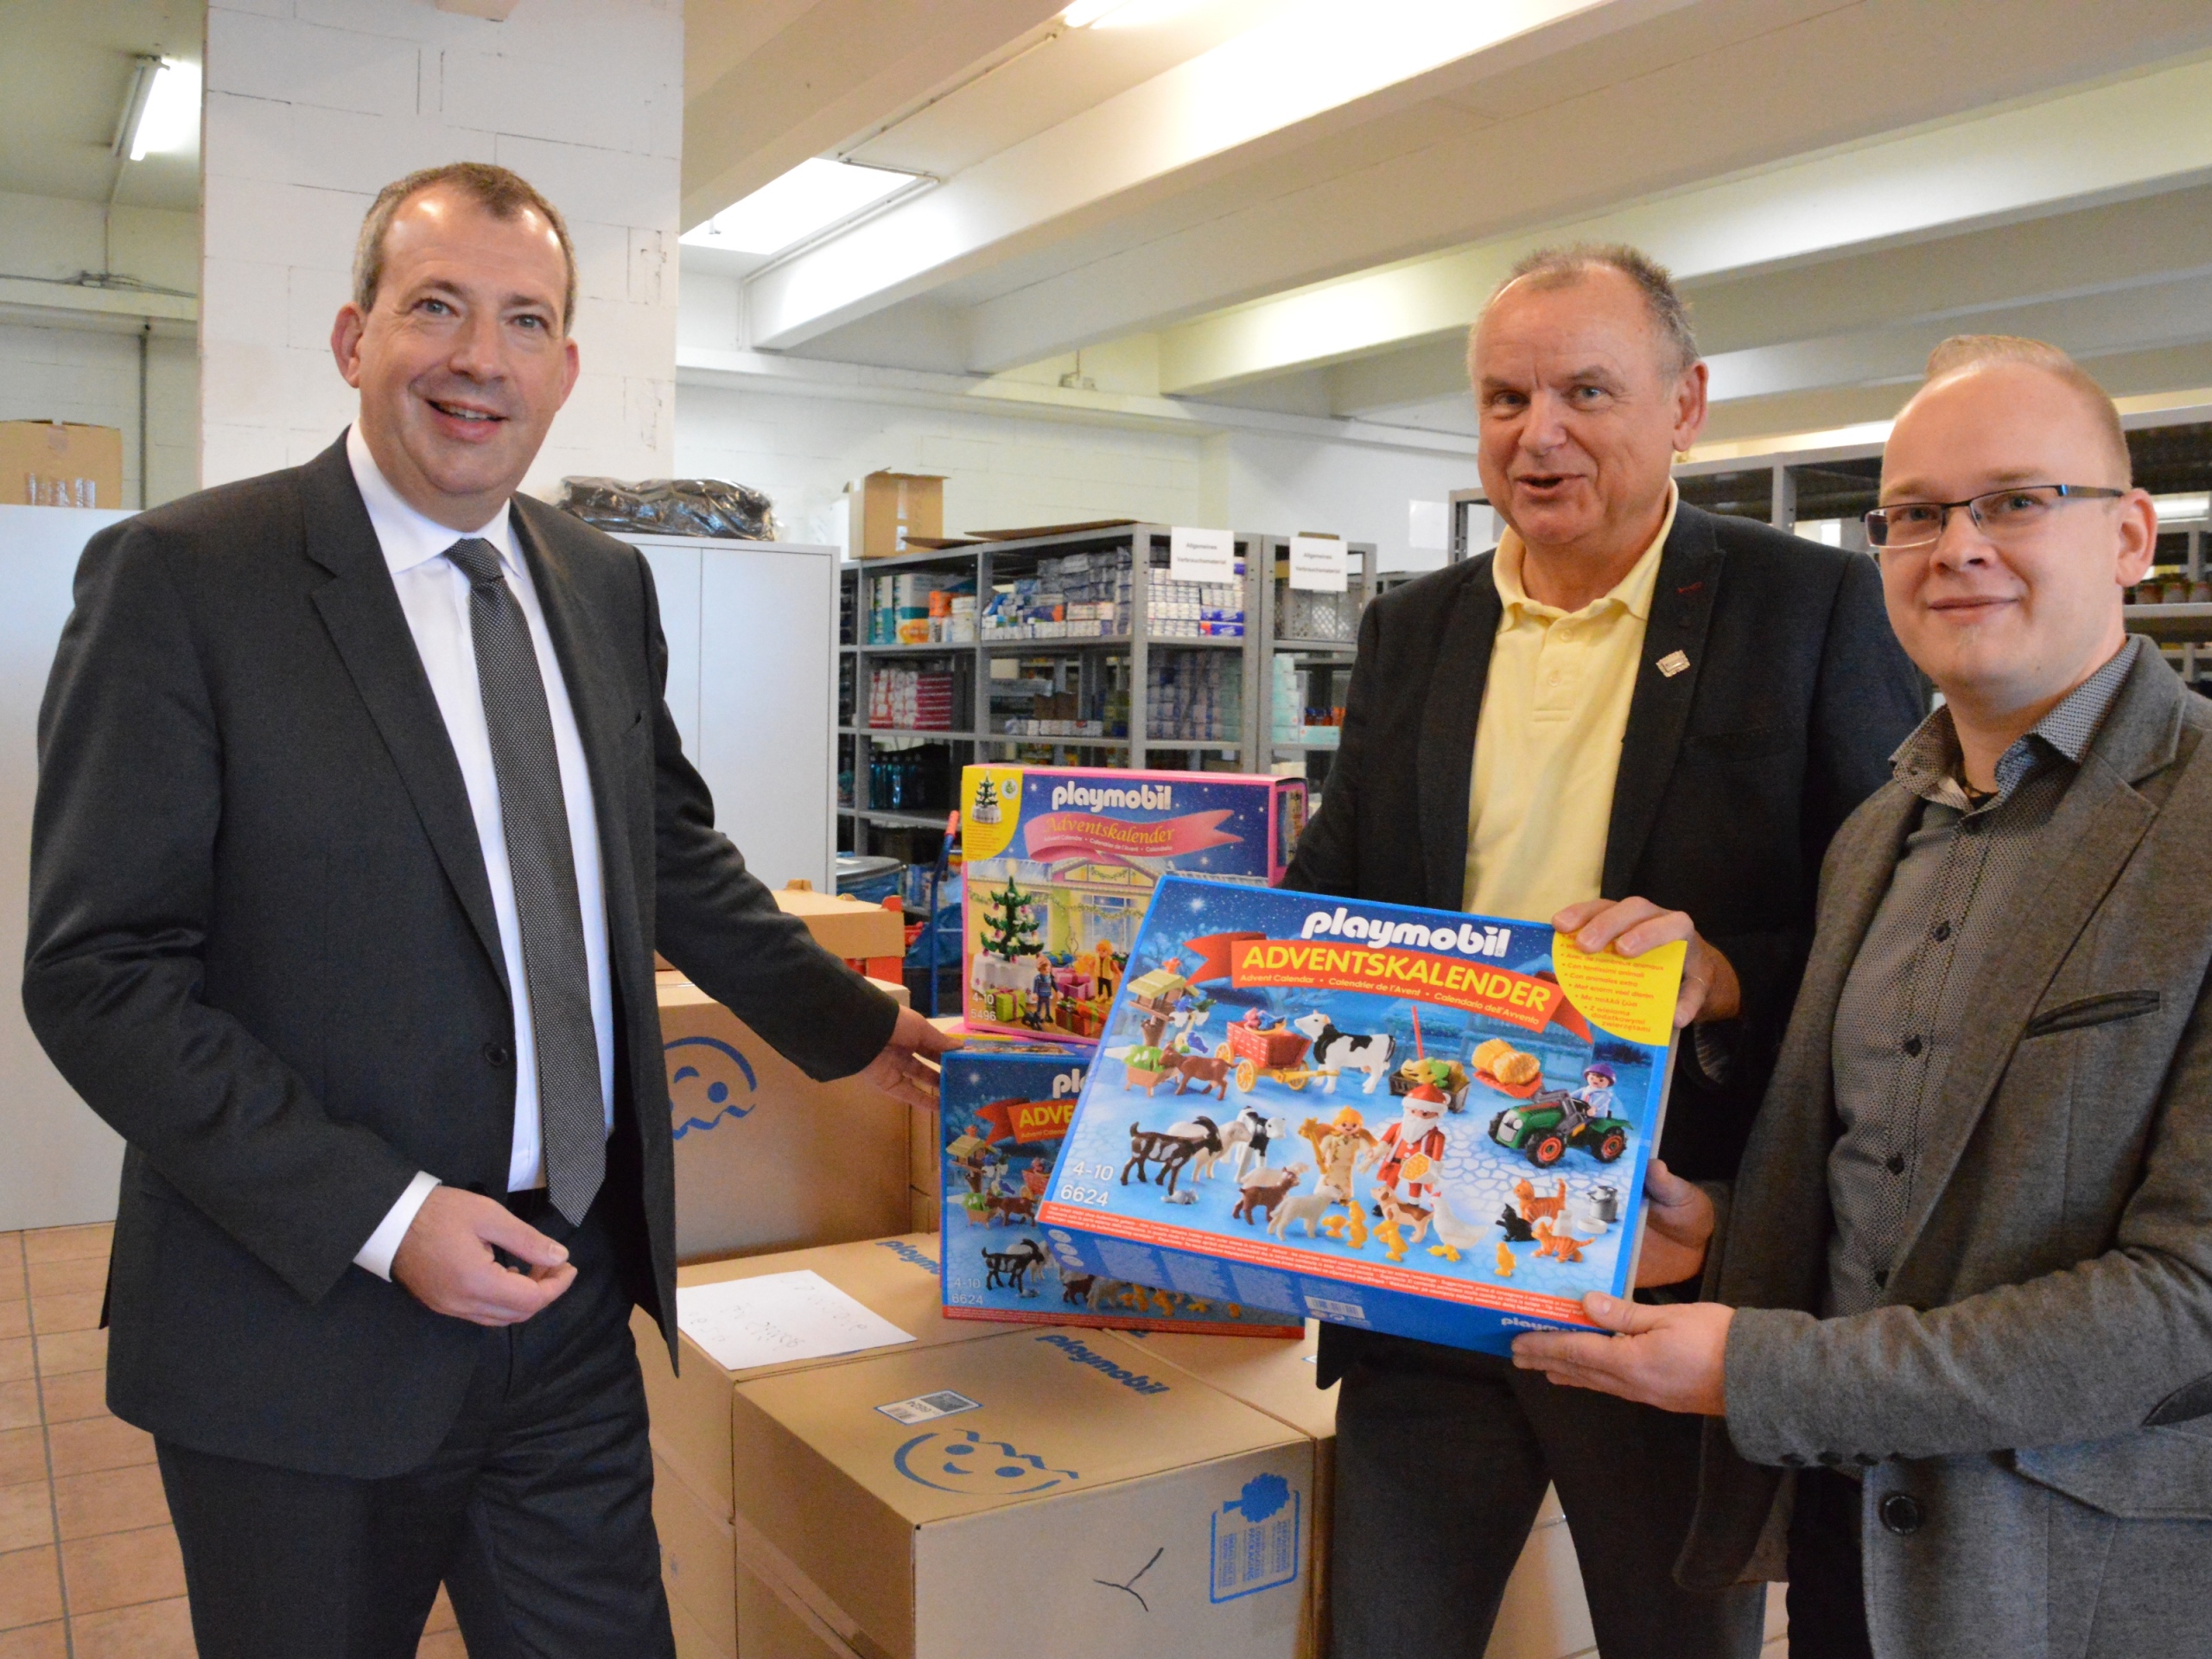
top-left (1223, 1105), bottom-right (1289, 1180)
top-left (1121, 1116), bottom-right (1222, 1198)
top-left (982, 1238), bottom-right (1048, 1295)
top-left (1292, 1011), bottom-right (1397, 1094)
top-left (1231, 1161), bottom-right (1310, 1226)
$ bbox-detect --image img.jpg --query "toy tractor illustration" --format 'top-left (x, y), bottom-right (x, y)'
top-left (1487, 1090), bottom-right (1631, 1168)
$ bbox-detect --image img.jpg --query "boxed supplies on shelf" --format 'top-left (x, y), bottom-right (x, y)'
top-left (959, 766), bottom-right (1306, 1042)
top-left (694, 1327), bottom-right (1314, 1659)
top-left (939, 1045), bottom-right (1301, 1337)
top-left (1033, 877), bottom-right (1684, 1356)
top-left (1, 419), bottom-right (123, 507)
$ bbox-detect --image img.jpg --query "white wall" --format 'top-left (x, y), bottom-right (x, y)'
top-left (1203, 429), bottom-right (1479, 574)
top-left (0, 321), bottom-right (199, 509)
top-left (199, 0), bottom-right (683, 499)
top-left (675, 383), bottom-right (1208, 548)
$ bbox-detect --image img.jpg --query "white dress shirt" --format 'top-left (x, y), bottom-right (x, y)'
top-left (345, 425), bottom-right (616, 1280)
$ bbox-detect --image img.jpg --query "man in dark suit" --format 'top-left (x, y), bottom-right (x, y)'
top-left (22, 162), bottom-right (946, 1657)
top-left (1287, 245), bottom-right (1923, 1658)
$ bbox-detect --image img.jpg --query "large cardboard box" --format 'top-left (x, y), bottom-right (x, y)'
top-left (638, 1235), bottom-right (1020, 1516)
top-left (772, 886), bottom-right (906, 963)
top-left (659, 979), bottom-right (911, 1262)
top-left (0, 420), bottom-right (123, 508)
top-left (728, 1329), bottom-right (1313, 1659)
top-left (1036, 876), bottom-right (1684, 1356)
top-left (849, 471), bottom-right (945, 559)
top-left (959, 766), bottom-right (1306, 1042)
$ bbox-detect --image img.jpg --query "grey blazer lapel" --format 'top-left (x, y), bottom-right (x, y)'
top-left (1890, 645), bottom-right (2182, 1271)
top-left (1603, 506), bottom-right (1723, 899)
top-left (1417, 558), bottom-right (1501, 910)
top-left (298, 440), bottom-right (506, 982)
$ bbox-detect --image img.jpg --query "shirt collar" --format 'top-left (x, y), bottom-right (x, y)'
top-left (346, 423), bottom-right (514, 579)
top-left (1891, 637), bottom-right (2139, 809)
top-left (1491, 483), bottom-right (1675, 624)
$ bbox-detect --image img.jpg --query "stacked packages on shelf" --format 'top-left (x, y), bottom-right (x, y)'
top-left (868, 665), bottom-right (960, 731)
top-left (1270, 656), bottom-right (1344, 749)
top-left (867, 571), bottom-right (976, 645)
top-left (1148, 650), bottom-right (1243, 742)
top-left (977, 545), bottom-right (1249, 642)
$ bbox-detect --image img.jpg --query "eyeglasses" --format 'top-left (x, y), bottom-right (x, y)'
top-left (1863, 484), bottom-right (2125, 551)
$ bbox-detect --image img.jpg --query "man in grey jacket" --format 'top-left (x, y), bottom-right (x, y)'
top-left (1512, 334), bottom-right (2212, 1659)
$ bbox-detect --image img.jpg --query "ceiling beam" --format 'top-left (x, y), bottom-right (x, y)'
top-left (1147, 42), bottom-right (2212, 394)
top-left (680, 0), bottom-right (1069, 232)
top-left (742, 0), bottom-right (1707, 350)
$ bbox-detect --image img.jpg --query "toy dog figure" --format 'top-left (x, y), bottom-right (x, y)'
top-left (1376, 1188), bottom-right (1433, 1245)
top-left (1291, 1011), bottom-right (1397, 1093)
top-left (1173, 1051), bottom-right (1233, 1102)
top-left (1231, 1162), bottom-right (1309, 1226)
top-left (1121, 1116), bottom-right (1222, 1198)
top-left (1269, 1181), bottom-right (1346, 1240)
top-left (982, 1238), bottom-right (1048, 1296)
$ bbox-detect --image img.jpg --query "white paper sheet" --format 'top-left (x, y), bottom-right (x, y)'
top-left (1288, 533), bottom-right (1347, 592)
top-left (1167, 524), bottom-right (1235, 583)
top-left (676, 1269), bottom-right (918, 1372)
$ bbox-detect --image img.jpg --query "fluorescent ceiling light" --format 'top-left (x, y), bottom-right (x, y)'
top-left (1061, 0), bottom-right (1129, 23)
top-left (121, 57), bottom-right (200, 162)
top-left (682, 159), bottom-right (923, 257)
top-left (1065, 0), bottom-right (1206, 25)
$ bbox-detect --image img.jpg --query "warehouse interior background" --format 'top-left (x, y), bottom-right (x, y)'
top-left (8, 0), bottom-right (2212, 560)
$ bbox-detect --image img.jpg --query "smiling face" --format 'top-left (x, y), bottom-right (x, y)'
top-left (331, 184), bottom-right (579, 531)
top-left (1878, 362), bottom-right (2155, 725)
top-left (1471, 266), bottom-right (1707, 571)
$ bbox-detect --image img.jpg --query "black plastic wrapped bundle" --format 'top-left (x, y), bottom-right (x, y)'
top-left (556, 476), bottom-right (779, 540)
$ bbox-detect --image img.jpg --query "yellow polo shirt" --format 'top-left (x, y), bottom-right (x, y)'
top-left (1463, 488), bottom-right (1675, 918)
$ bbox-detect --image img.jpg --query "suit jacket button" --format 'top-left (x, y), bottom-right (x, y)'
top-left (484, 1041), bottom-right (512, 1067)
top-left (1878, 1492), bottom-right (1923, 1535)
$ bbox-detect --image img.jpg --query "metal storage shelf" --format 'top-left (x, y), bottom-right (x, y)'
top-left (839, 727), bottom-right (976, 741)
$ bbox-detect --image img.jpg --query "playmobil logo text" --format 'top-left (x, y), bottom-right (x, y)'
top-left (1050, 1070), bottom-right (1083, 1097)
top-left (1049, 780), bottom-right (1173, 812)
top-left (1034, 1332), bottom-right (1172, 1395)
top-left (1299, 906), bottom-right (1510, 958)
top-left (874, 1238), bottom-right (939, 1274)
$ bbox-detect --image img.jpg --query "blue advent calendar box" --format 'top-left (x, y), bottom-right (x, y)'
top-left (940, 1043), bottom-right (1302, 1338)
top-left (1034, 877), bottom-right (1685, 1356)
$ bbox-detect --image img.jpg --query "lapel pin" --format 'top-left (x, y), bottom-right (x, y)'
top-left (1656, 650), bottom-right (1690, 678)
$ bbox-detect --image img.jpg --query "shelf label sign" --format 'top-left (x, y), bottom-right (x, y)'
top-left (1288, 533), bottom-right (1346, 593)
top-left (1168, 526), bottom-right (1235, 584)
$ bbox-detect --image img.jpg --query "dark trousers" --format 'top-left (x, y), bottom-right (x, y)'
top-left (1330, 1345), bottom-right (1764, 1659)
top-left (1786, 1470), bottom-right (1873, 1659)
top-left (156, 1204), bottom-right (675, 1659)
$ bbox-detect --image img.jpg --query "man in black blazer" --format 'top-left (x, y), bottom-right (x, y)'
top-left (22, 162), bottom-right (944, 1656)
top-left (1287, 246), bottom-right (1922, 1658)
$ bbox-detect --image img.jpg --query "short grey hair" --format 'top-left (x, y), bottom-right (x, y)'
top-left (1475, 243), bottom-right (1700, 378)
top-left (353, 162), bottom-right (578, 334)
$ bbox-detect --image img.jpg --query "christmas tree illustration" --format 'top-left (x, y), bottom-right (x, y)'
top-left (979, 880), bottom-right (1042, 960)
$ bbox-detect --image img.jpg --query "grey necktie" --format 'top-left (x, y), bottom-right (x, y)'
top-left (445, 537), bottom-right (604, 1225)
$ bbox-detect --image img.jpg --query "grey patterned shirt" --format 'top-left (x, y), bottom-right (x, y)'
top-left (1823, 639), bottom-right (2140, 1318)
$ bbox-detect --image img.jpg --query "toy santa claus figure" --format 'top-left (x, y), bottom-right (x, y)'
top-left (1371, 1083), bottom-right (1449, 1207)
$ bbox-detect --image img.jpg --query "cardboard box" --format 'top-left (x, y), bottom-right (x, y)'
top-left (940, 1046), bottom-right (1300, 1336)
top-left (909, 1186), bottom-right (940, 1233)
top-left (772, 886), bottom-right (906, 962)
top-left (659, 980), bottom-right (911, 1262)
top-left (850, 472), bottom-right (945, 560)
top-left (959, 766), bottom-right (1306, 1043)
top-left (728, 1329), bottom-right (1313, 1659)
top-left (0, 420), bottom-right (122, 508)
top-left (1035, 878), bottom-right (1684, 1356)
top-left (638, 1235), bottom-right (1021, 1516)
top-left (657, 1450), bottom-right (738, 1656)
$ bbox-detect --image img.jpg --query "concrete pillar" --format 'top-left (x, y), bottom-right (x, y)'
top-left (199, 0), bottom-right (681, 499)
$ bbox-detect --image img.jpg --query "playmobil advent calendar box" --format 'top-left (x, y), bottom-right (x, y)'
top-left (960, 766), bottom-right (1306, 1044)
top-left (1034, 877), bottom-right (1685, 1357)
top-left (941, 1045), bottom-right (1302, 1338)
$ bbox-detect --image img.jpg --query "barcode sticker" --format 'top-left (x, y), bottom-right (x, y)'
top-left (875, 1389), bottom-right (982, 1425)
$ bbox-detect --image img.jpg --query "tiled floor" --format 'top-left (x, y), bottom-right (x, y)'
top-left (0, 1225), bottom-right (464, 1658)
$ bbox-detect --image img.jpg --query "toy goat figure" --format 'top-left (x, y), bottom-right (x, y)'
top-left (1269, 1180), bottom-right (1345, 1240)
top-left (1173, 1050), bottom-right (1233, 1102)
top-left (1122, 1116), bottom-right (1222, 1198)
top-left (1291, 1011), bottom-right (1397, 1094)
top-left (982, 1238), bottom-right (1048, 1296)
top-left (986, 1191), bottom-right (1038, 1227)
top-left (1231, 1161), bottom-right (1310, 1226)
